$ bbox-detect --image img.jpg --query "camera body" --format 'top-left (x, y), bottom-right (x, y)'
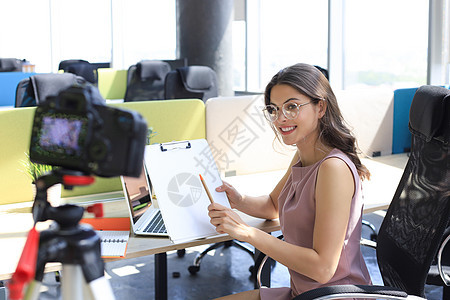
top-left (30, 85), bottom-right (147, 178)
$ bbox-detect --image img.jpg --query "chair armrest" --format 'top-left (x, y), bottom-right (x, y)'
top-left (294, 284), bottom-right (424, 300)
top-left (255, 234), bottom-right (284, 288)
top-left (437, 230), bottom-right (450, 286)
top-left (256, 236), bottom-right (377, 287)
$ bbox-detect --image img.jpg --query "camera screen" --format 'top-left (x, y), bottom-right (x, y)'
top-left (37, 115), bottom-right (86, 157)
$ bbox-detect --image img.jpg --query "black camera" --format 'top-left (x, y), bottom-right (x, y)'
top-left (29, 84), bottom-right (148, 178)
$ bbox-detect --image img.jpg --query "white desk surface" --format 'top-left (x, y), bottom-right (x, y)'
top-left (225, 153), bottom-right (409, 214)
top-left (0, 153), bottom-right (408, 280)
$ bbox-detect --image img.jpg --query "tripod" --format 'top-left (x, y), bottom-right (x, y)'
top-left (9, 169), bottom-right (115, 300)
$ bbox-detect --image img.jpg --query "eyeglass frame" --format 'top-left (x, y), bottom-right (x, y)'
top-left (262, 100), bottom-right (312, 122)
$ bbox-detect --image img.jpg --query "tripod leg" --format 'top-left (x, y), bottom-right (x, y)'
top-left (61, 265), bottom-right (84, 300)
top-left (88, 276), bottom-right (115, 300)
top-left (79, 236), bottom-right (115, 300)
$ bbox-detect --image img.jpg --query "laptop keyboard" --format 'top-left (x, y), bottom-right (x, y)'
top-left (143, 211), bottom-right (167, 234)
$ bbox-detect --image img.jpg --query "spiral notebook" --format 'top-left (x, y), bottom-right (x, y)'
top-left (81, 217), bottom-right (130, 258)
top-left (96, 230), bottom-right (129, 258)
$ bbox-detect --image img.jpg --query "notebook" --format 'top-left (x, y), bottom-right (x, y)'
top-left (120, 163), bottom-right (168, 236)
top-left (81, 217), bottom-right (131, 258)
top-left (97, 230), bottom-right (129, 258)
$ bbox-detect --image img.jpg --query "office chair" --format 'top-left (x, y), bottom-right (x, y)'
top-left (162, 58), bottom-right (188, 70)
top-left (124, 60), bottom-right (171, 102)
top-left (58, 59), bottom-right (97, 84)
top-left (58, 59), bottom-right (89, 71)
top-left (256, 85), bottom-right (450, 299)
top-left (0, 58), bottom-right (23, 72)
top-left (164, 65), bottom-right (218, 102)
top-left (15, 73), bottom-right (88, 107)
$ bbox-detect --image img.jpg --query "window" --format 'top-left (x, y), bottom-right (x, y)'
top-left (0, 1), bottom-right (52, 73)
top-left (343, 0), bottom-right (429, 89)
top-left (245, 0), bottom-right (328, 92)
top-left (115, 0), bottom-right (176, 69)
top-left (51, 0), bottom-right (112, 68)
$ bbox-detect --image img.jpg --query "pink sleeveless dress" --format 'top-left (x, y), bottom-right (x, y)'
top-left (260, 148), bottom-right (371, 299)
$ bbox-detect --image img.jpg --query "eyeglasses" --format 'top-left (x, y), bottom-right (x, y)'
top-left (263, 101), bottom-right (311, 122)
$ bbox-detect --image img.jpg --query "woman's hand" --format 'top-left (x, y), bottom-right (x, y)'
top-left (208, 202), bottom-right (252, 242)
top-left (215, 181), bottom-right (243, 209)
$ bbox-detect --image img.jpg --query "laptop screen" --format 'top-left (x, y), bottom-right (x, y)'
top-left (122, 165), bottom-right (152, 224)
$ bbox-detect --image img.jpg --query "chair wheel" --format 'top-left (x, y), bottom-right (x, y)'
top-left (177, 249), bottom-right (186, 257)
top-left (188, 265), bottom-right (200, 274)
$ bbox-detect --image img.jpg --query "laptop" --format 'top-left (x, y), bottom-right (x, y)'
top-left (120, 163), bottom-right (168, 236)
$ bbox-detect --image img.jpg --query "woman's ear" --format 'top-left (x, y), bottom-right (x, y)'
top-left (317, 99), bottom-right (327, 119)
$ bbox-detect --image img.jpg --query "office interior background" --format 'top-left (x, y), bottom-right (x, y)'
top-left (0, 1), bottom-right (449, 299)
top-left (1, 0), bottom-right (449, 95)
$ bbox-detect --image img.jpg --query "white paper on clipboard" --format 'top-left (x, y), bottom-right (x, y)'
top-left (144, 139), bottom-right (230, 243)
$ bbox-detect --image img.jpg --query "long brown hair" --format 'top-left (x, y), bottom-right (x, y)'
top-left (264, 63), bottom-right (370, 180)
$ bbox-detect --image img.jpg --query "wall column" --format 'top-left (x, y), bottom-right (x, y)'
top-left (176, 0), bottom-right (234, 96)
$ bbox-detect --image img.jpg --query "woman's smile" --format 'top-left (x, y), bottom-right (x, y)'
top-left (279, 125), bottom-right (297, 135)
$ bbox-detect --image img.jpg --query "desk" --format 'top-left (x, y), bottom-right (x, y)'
top-left (0, 153), bottom-right (408, 299)
top-left (224, 153), bottom-right (409, 215)
top-left (0, 201), bottom-right (279, 300)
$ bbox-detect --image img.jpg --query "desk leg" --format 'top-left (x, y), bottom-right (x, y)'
top-left (155, 252), bottom-right (167, 300)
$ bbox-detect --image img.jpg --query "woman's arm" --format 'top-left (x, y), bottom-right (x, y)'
top-left (209, 157), bottom-right (355, 283)
top-left (216, 151), bottom-right (299, 220)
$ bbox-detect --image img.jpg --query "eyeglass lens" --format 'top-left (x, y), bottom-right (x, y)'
top-left (264, 102), bottom-right (301, 122)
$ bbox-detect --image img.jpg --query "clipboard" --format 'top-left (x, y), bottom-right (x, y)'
top-left (144, 139), bottom-right (230, 243)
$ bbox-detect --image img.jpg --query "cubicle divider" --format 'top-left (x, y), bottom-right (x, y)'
top-left (392, 88), bottom-right (418, 154)
top-left (392, 85), bottom-right (450, 154)
top-left (0, 99), bottom-right (205, 205)
top-left (97, 68), bottom-right (128, 100)
top-left (0, 68), bottom-right (128, 107)
top-left (0, 72), bottom-right (37, 107)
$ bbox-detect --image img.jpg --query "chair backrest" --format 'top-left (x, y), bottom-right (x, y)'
top-left (15, 73), bottom-right (87, 107)
top-left (124, 60), bottom-right (171, 102)
top-left (59, 59), bottom-right (97, 84)
top-left (376, 85), bottom-right (450, 297)
top-left (0, 58), bottom-right (22, 72)
top-left (58, 59), bottom-right (89, 71)
top-left (164, 65), bottom-right (218, 102)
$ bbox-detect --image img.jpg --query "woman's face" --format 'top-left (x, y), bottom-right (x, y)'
top-left (269, 84), bottom-right (324, 147)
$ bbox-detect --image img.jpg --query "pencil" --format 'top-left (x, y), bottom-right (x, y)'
top-left (199, 174), bottom-right (214, 204)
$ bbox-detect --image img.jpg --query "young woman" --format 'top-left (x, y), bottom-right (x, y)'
top-left (208, 63), bottom-right (372, 299)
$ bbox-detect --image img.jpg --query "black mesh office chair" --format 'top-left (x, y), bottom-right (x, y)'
top-left (15, 73), bottom-right (88, 107)
top-left (256, 85), bottom-right (449, 299)
top-left (124, 60), bottom-right (171, 102)
top-left (164, 65), bottom-right (218, 102)
top-left (58, 59), bottom-right (97, 85)
top-left (0, 58), bottom-right (23, 72)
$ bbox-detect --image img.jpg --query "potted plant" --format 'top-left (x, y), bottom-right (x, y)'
top-left (21, 153), bottom-right (61, 205)
top-left (22, 153), bottom-right (54, 184)
top-left (147, 127), bottom-right (158, 145)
